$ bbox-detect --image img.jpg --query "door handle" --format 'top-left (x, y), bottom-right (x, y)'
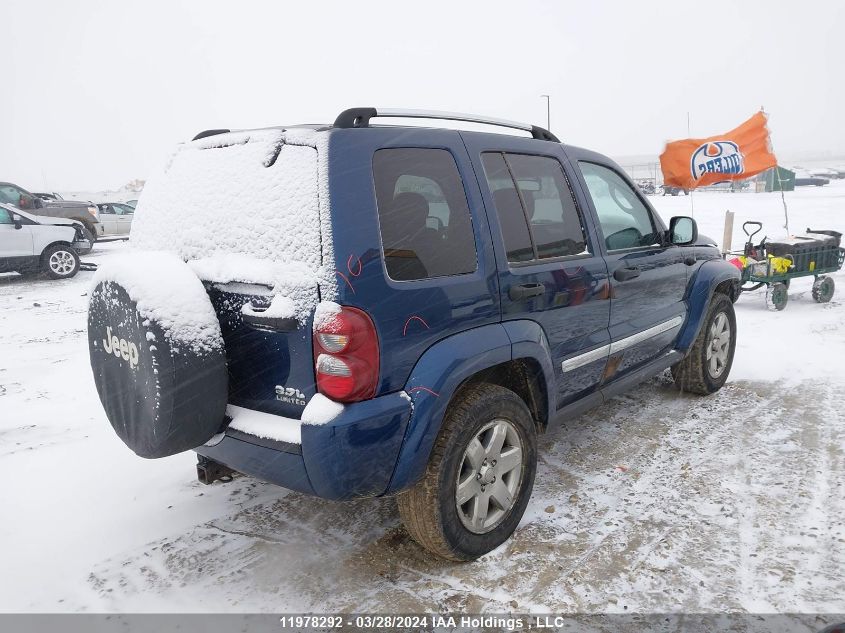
top-left (241, 308), bottom-right (298, 333)
top-left (613, 266), bottom-right (641, 282)
top-left (684, 256), bottom-right (697, 266)
top-left (508, 283), bottom-right (546, 301)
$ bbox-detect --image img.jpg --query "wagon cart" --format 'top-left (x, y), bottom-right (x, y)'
top-left (727, 222), bottom-right (845, 311)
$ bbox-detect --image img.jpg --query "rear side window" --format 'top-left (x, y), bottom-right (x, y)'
top-left (480, 153), bottom-right (534, 262)
top-left (481, 152), bottom-right (588, 262)
top-left (373, 148), bottom-right (477, 281)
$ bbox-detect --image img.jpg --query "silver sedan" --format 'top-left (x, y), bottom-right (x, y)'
top-left (94, 202), bottom-right (134, 237)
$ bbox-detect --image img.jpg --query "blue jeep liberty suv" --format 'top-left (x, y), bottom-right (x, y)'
top-left (88, 108), bottom-right (741, 561)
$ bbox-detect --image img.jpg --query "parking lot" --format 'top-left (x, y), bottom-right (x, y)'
top-left (1, 187), bottom-right (843, 618)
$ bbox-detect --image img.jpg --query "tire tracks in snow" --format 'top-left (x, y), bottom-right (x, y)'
top-left (78, 376), bottom-right (844, 614)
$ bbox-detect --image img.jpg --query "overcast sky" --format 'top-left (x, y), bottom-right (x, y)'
top-left (2, 0), bottom-right (843, 191)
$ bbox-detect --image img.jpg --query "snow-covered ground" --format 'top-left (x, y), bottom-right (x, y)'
top-left (1, 182), bottom-right (844, 617)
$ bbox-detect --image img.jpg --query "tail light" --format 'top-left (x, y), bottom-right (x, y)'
top-left (313, 306), bottom-right (379, 402)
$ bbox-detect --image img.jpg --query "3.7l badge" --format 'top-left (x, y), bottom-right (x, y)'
top-left (275, 385), bottom-right (306, 406)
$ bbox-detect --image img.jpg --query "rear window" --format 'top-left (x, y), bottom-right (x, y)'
top-left (373, 148), bottom-right (477, 281)
top-left (131, 129), bottom-right (324, 272)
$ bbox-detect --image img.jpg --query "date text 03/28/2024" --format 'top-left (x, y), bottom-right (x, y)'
top-left (278, 615), bottom-right (575, 630)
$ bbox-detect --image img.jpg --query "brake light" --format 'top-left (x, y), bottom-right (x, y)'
top-left (313, 306), bottom-right (379, 402)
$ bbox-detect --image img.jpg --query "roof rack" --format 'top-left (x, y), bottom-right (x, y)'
top-left (333, 108), bottom-right (559, 142)
top-left (192, 128), bottom-right (231, 141)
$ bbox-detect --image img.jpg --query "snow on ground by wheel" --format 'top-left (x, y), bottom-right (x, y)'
top-left (0, 184), bottom-right (843, 614)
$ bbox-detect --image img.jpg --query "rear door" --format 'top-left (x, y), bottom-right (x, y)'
top-left (326, 128), bottom-right (501, 394)
top-left (463, 133), bottom-right (611, 407)
top-left (97, 204), bottom-right (118, 235)
top-left (113, 204), bottom-right (134, 234)
top-left (573, 158), bottom-right (688, 379)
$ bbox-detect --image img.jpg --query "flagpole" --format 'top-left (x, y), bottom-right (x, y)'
top-left (687, 111), bottom-right (695, 218)
top-left (764, 107), bottom-right (790, 235)
top-left (775, 166), bottom-right (790, 235)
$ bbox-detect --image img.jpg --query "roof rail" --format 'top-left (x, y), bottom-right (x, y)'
top-left (192, 128), bottom-right (231, 141)
top-left (333, 108), bottom-right (559, 142)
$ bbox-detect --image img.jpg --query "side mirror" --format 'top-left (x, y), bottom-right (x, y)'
top-left (34, 197), bottom-right (44, 209)
top-left (12, 214), bottom-right (22, 230)
top-left (669, 216), bottom-right (697, 245)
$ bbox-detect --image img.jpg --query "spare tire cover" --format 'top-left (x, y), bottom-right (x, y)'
top-left (87, 253), bottom-right (227, 458)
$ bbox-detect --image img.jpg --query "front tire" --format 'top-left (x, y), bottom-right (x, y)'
top-left (397, 384), bottom-right (537, 561)
top-left (42, 244), bottom-right (80, 279)
top-left (672, 293), bottom-right (736, 395)
top-left (765, 282), bottom-right (789, 311)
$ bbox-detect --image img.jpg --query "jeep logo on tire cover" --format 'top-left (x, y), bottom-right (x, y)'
top-left (101, 326), bottom-right (139, 369)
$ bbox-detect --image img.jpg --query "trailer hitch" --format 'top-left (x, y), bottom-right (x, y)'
top-left (196, 456), bottom-right (235, 485)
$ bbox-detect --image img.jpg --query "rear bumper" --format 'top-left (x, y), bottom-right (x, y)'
top-left (195, 391), bottom-right (412, 500)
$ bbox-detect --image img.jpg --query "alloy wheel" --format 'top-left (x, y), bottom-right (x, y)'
top-left (456, 419), bottom-right (524, 534)
top-left (706, 311), bottom-right (731, 379)
top-left (49, 250), bottom-right (76, 276)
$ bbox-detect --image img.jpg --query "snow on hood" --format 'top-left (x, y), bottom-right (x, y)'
top-left (129, 128), bottom-right (335, 321)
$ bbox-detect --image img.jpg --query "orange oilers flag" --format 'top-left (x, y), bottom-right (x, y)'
top-left (659, 112), bottom-right (777, 190)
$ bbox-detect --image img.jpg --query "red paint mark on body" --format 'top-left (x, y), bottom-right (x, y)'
top-left (409, 386), bottom-right (439, 397)
top-left (335, 270), bottom-right (355, 293)
top-left (347, 254), bottom-right (362, 277)
top-left (402, 315), bottom-right (430, 336)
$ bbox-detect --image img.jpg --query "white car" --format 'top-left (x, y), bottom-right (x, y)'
top-left (0, 204), bottom-right (92, 279)
top-left (94, 202), bottom-right (134, 237)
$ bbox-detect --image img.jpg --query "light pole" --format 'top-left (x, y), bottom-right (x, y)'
top-left (540, 94), bottom-right (550, 131)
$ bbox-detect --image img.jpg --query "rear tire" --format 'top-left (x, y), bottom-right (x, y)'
top-left (397, 383), bottom-right (537, 561)
top-left (42, 244), bottom-right (80, 279)
top-left (812, 276), bottom-right (834, 303)
top-left (672, 293), bottom-right (736, 395)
